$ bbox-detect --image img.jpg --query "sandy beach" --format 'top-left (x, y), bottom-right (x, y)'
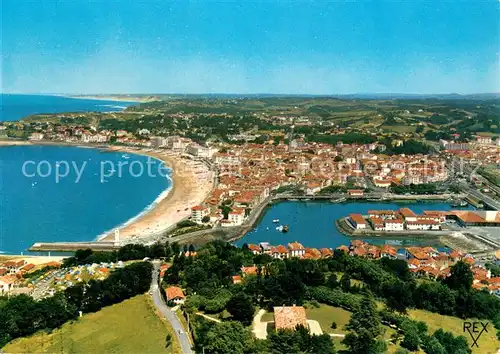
top-left (0, 255), bottom-right (66, 265)
top-left (65, 95), bottom-right (158, 103)
top-left (0, 140), bottom-right (32, 146)
top-left (100, 146), bottom-right (214, 241)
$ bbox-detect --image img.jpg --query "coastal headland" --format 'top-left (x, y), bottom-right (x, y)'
top-left (65, 94), bottom-right (159, 103)
top-left (0, 140), bottom-right (215, 246)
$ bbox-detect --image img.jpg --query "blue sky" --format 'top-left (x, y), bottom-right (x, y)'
top-left (2, 1), bottom-right (499, 94)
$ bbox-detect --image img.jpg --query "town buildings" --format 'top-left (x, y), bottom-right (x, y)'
top-left (348, 208), bottom-right (447, 232)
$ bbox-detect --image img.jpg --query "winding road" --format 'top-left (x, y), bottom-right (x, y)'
top-left (151, 261), bottom-right (193, 354)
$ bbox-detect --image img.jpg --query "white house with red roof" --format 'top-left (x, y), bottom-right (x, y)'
top-left (384, 219), bottom-right (405, 231)
top-left (349, 213), bottom-right (367, 229)
top-left (191, 205), bottom-right (209, 224)
top-left (227, 208), bottom-right (245, 226)
top-left (288, 242), bottom-right (305, 258)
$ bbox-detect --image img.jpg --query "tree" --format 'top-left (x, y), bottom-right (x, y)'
top-left (444, 261), bottom-right (473, 291)
top-left (343, 329), bottom-right (386, 354)
top-left (269, 326), bottom-right (335, 354)
top-left (345, 296), bottom-right (382, 338)
top-left (342, 296), bottom-right (384, 353)
top-left (331, 321), bottom-right (337, 329)
top-left (340, 273), bottom-right (351, 292)
top-left (326, 274), bottom-right (339, 289)
top-left (309, 333), bottom-right (336, 354)
top-left (384, 280), bottom-right (414, 313)
top-left (401, 327), bottom-right (420, 352)
top-left (165, 333), bottom-right (173, 349)
top-left (226, 293), bottom-right (255, 326)
top-left (200, 321), bottom-right (254, 354)
top-left (202, 215), bottom-right (210, 223)
top-left (422, 336), bottom-right (446, 354)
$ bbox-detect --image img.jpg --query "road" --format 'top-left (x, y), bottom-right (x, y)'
top-left (466, 187), bottom-right (500, 210)
top-left (151, 261), bottom-right (193, 354)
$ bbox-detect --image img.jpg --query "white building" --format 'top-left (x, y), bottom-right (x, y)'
top-left (406, 220), bottom-right (441, 231)
top-left (288, 242), bottom-right (306, 258)
top-left (373, 177), bottom-right (391, 188)
top-left (29, 132), bottom-right (44, 141)
top-left (227, 208), bottom-right (245, 226)
top-left (399, 208), bottom-right (417, 222)
top-left (187, 144), bottom-right (218, 158)
top-left (166, 136), bottom-right (191, 153)
top-left (81, 133), bottom-right (109, 143)
top-left (191, 205), bottom-right (209, 224)
top-left (384, 219), bottom-right (405, 231)
top-left (349, 214), bottom-right (367, 230)
top-left (476, 136), bottom-right (492, 145)
top-left (0, 275), bottom-right (18, 294)
top-left (150, 136), bottom-right (168, 148)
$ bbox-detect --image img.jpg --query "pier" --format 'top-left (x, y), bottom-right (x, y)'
top-left (29, 241), bottom-right (120, 252)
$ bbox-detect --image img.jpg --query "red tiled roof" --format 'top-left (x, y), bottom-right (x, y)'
top-left (337, 245), bottom-right (349, 253)
top-left (0, 275), bottom-right (18, 285)
top-left (165, 286), bottom-right (185, 300)
top-left (349, 213), bottom-right (366, 225)
top-left (381, 244), bottom-right (397, 256)
top-left (319, 248), bottom-right (334, 257)
top-left (274, 305), bottom-right (307, 330)
top-left (399, 208), bottom-right (416, 218)
top-left (248, 244), bottom-right (261, 252)
top-left (271, 245), bottom-right (288, 254)
top-left (288, 242), bottom-right (305, 251)
top-left (241, 266), bottom-right (258, 275)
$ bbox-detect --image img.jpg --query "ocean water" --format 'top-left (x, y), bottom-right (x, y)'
top-left (235, 201), bottom-right (474, 249)
top-left (0, 145), bottom-right (171, 254)
top-left (0, 94), bottom-right (136, 121)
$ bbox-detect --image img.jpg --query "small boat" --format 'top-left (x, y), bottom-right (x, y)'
top-left (450, 199), bottom-right (468, 207)
top-left (272, 219), bottom-right (280, 223)
top-left (276, 225), bottom-right (289, 233)
top-left (122, 154), bottom-right (130, 159)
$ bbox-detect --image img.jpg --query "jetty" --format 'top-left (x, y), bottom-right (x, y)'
top-left (29, 241), bottom-right (120, 252)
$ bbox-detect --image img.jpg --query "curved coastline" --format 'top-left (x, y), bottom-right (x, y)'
top-left (95, 175), bottom-right (173, 242)
top-left (0, 140), bottom-right (214, 243)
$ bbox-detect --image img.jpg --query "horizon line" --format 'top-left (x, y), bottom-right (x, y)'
top-left (2, 92), bottom-right (500, 96)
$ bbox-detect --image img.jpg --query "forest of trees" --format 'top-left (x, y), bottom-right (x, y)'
top-left (2, 240), bottom-right (499, 352)
top-left (163, 241), bottom-right (500, 353)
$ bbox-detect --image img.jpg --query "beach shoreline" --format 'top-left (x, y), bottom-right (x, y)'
top-left (0, 254), bottom-right (66, 265)
top-left (99, 146), bottom-right (214, 241)
top-left (0, 140), bottom-right (214, 243)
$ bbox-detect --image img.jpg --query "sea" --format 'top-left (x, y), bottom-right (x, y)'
top-left (0, 94), bottom-right (136, 122)
top-left (0, 94), bottom-right (171, 254)
top-left (235, 200), bottom-right (474, 250)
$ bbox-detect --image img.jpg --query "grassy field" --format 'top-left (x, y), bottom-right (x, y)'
top-left (259, 303), bottom-right (499, 353)
top-left (3, 295), bottom-right (182, 354)
top-left (408, 309), bottom-right (500, 354)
